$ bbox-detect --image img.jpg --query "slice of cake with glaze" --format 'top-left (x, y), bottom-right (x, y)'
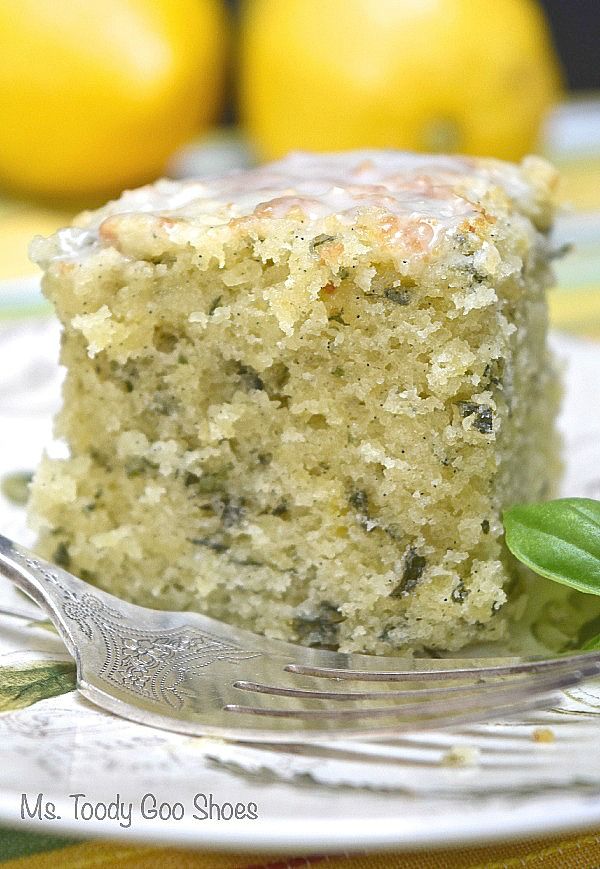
top-left (28, 150), bottom-right (562, 654)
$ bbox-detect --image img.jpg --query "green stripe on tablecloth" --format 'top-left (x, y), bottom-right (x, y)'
top-left (0, 277), bottom-right (50, 321)
top-left (0, 828), bottom-right (80, 861)
top-left (0, 303), bottom-right (52, 321)
top-left (554, 243), bottom-right (600, 290)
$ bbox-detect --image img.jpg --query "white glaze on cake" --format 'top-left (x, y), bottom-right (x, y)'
top-left (31, 151), bottom-right (554, 268)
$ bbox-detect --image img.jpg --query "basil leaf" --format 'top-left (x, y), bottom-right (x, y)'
top-left (503, 498), bottom-right (600, 595)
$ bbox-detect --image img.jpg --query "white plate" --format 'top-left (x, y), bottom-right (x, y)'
top-left (0, 314), bottom-right (600, 854)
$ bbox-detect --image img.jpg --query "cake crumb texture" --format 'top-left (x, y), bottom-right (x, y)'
top-left (28, 151), bottom-right (562, 654)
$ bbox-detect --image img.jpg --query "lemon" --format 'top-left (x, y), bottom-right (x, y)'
top-left (0, 0), bottom-right (227, 198)
top-left (241, 0), bottom-right (562, 161)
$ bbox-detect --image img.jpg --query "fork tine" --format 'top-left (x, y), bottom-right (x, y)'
top-left (224, 697), bottom-right (552, 720)
top-left (232, 666), bottom-right (595, 701)
top-left (285, 650), bottom-right (600, 682)
top-left (233, 680), bottom-right (503, 701)
top-left (225, 667), bottom-right (589, 720)
top-left (345, 696), bottom-right (557, 737)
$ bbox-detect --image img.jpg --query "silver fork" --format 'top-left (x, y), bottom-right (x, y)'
top-left (1, 533), bottom-right (599, 744)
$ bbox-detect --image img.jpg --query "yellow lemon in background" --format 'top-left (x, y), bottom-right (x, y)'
top-left (0, 0), bottom-right (227, 199)
top-left (241, 0), bottom-right (562, 161)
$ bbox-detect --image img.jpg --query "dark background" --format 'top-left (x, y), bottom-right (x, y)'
top-left (541, 0), bottom-right (600, 90)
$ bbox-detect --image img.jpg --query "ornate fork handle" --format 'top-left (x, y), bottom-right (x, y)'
top-left (0, 535), bottom-right (183, 667)
top-left (0, 534), bottom-right (86, 656)
top-left (0, 534), bottom-right (265, 720)
top-left (3, 532), bottom-right (600, 744)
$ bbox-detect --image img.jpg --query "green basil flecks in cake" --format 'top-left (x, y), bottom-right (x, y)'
top-left (27, 150), bottom-right (562, 654)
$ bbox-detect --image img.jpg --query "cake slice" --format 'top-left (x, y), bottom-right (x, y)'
top-left (28, 151), bottom-right (562, 654)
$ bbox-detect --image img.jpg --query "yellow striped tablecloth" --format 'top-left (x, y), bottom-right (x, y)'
top-left (2, 826), bottom-right (600, 867)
